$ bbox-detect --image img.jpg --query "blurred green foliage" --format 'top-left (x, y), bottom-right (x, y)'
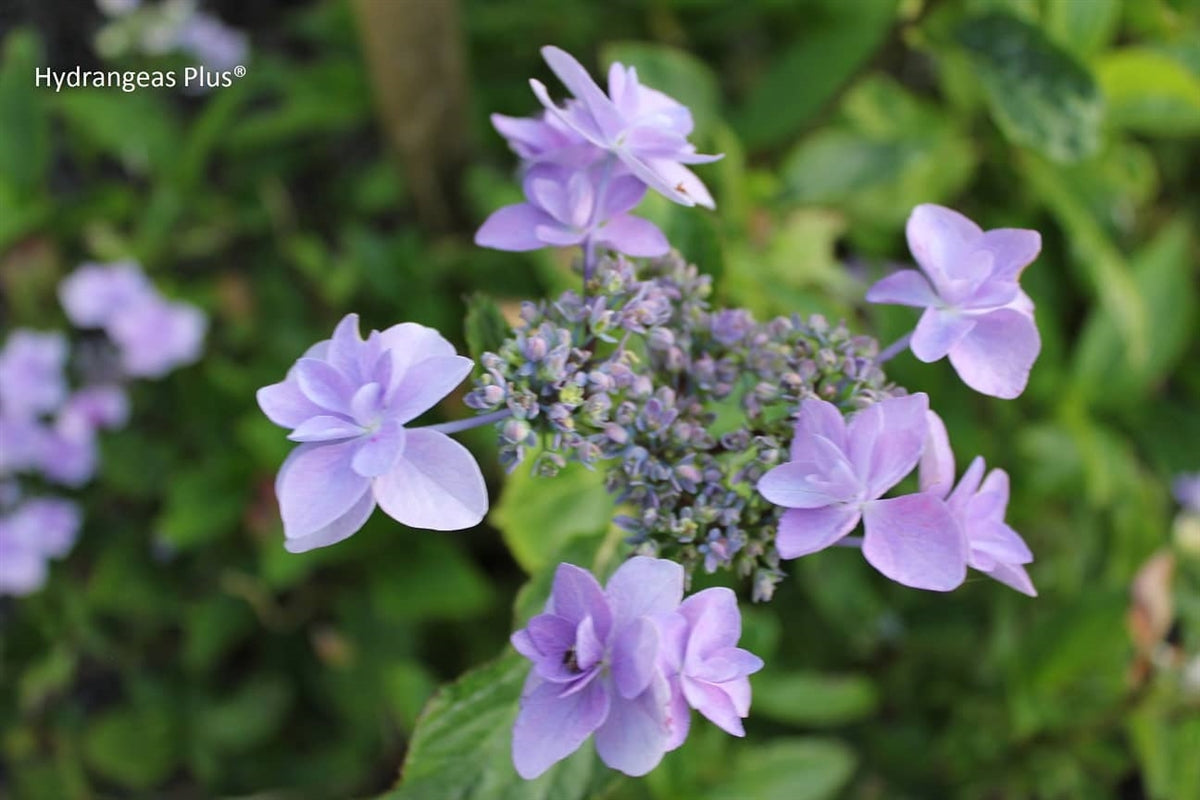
top-left (1, 0), bottom-right (1199, 798)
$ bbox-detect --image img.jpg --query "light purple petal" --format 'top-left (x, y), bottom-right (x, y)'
top-left (612, 616), bottom-right (658, 699)
top-left (287, 415), bottom-right (363, 443)
top-left (906, 204), bottom-right (982, 291)
top-left (848, 393), bottom-right (929, 499)
top-left (663, 674), bottom-right (691, 751)
top-left (593, 680), bottom-right (671, 776)
top-left (969, 521), bottom-right (1033, 567)
top-left (791, 398), bottom-right (847, 457)
top-left (595, 214), bottom-right (670, 257)
top-left (861, 494), bottom-right (967, 591)
top-left (865, 270), bottom-right (938, 308)
top-left (475, 203), bottom-right (558, 251)
top-left (946, 456), bottom-right (986, 518)
top-left (373, 428), bottom-right (487, 531)
top-left (575, 614), bottom-right (605, 671)
top-left (544, 563), bottom-right (611, 635)
top-left (527, 614), bottom-right (577, 657)
top-left (604, 556), bottom-right (684, 628)
top-left (327, 314), bottom-right (365, 382)
top-left (512, 677), bottom-right (610, 780)
top-left (0, 543), bottom-right (48, 596)
top-left (981, 561), bottom-right (1038, 597)
top-left (681, 677), bottom-right (744, 737)
top-left (600, 175), bottom-right (648, 217)
top-left (919, 410), bottom-right (955, 498)
top-left (388, 355), bottom-right (474, 424)
top-left (257, 379), bottom-right (323, 429)
top-left (376, 323), bottom-right (458, 382)
top-left (774, 504), bottom-right (861, 559)
top-left (293, 358), bottom-right (354, 415)
top-left (911, 309), bottom-right (976, 363)
top-left (624, 156), bottom-right (714, 208)
top-left (757, 442), bottom-right (860, 509)
top-left (947, 308), bottom-right (1040, 399)
top-left (541, 46), bottom-right (625, 141)
top-left (275, 441), bottom-right (372, 540)
top-left (979, 228), bottom-right (1041, 282)
top-left (283, 488), bottom-right (376, 553)
top-left (677, 588), bottom-right (740, 661)
top-left (351, 419), bottom-right (405, 477)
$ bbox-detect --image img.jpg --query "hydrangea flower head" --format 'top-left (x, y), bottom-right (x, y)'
top-left (757, 394), bottom-right (967, 591)
top-left (0, 330), bottom-right (68, 419)
top-left (866, 204), bottom-right (1041, 398)
top-left (511, 557), bottom-right (682, 779)
top-left (1174, 473), bottom-right (1200, 513)
top-left (529, 46), bottom-right (720, 208)
top-left (920, 412), bottom-right (1036, 596)
top-left (58, 261), bottom-right (152, 329)
top-left (475, 163), bottom-right (668, 258)
top-left (109, 294), bottom-right (207, 378)
top-left (257, 314), bottom-right (487, 552)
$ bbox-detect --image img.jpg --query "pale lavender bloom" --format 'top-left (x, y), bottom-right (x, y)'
top-left (866, 204), bottom-right (1042, 399)
top-left (1174, 473), bottom-right (1200, 513)
top-left (0, 497), bottom-right (81, 596)
top-left (175, 12), bottom-right (249, 71)
top-left (108, 294), bottom-right (207, 378)
top-left (658, 587), bottom-right (763, 749)
top-left (257, 314), bottom-right (487, 552)
top-left (476, 163), bottom-right (669, 258)
top-left (491, 110), bottom-right (602, 168)
top-left (0, 330), bottom-right (68, 420)
top-left (757, 394), bottom-right (967, 591)
top-left (0, 416), bottom-right (48, 476)
top-left (529, 47), bottom-right (721, 208)
top-left (58, 385), bottom-right (130, 432)
top-left (511, 557), bottom-right (683, 779)
top-left (37, 423), bottom-right (98, 488)
top-left (920, 411), bottom-right (1036, 596)
top-left (59, 261), bottom-right (153, 329)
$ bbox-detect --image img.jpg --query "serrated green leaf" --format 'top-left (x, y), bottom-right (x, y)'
top-left (491, 459), bottom-right (613, 574)
top-left (388, 652), bottom-right (593, 800)
top-left (957, 12), bottom-right (1102, 162)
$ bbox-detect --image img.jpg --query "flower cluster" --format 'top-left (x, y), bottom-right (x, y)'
top-left (95, 0), bottom-right (249, 72)
top-left (0, 261), bottom-right (205, 595)
top-left (255, 45), bottom-right (1045, 784)
top-left (511, 557), bottom-right (761, 778)
top-left (477, 47), bottom-right (719, 276)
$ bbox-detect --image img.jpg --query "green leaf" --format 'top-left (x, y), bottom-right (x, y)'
top-left (155, 459), bottom-right (250, 550)
top-left (464, 292), bottom-right (511, 362)
top-left (1072, 218), bottom-right (1195, 408)
top-left (734, 0), bottom-right (897, 149)
top-left (52, 89), bottom-right (179, 176)
top-left (0, 30), bottom-right (49, 194)
top-left (196, 673), bottom-right (293, 754)
top-left (369, 536), bottom-right (494, 621)
top-left (388, 651), bottom-right (594, 800)
top-left (83, 706), bottom-right (178, 790)
top-left (700, 738), bottom-right (856, 800)
top-left (1043, 0), bottom-right (1120, 58)
top-left (1098, 49), bottom-right (1200, 136)
top-left (752, 670), bottom-right (879, 727)
top-left (491, 459), bottom-right (614, 574)
top-left (957, 12), bottom-right (1102, 162)
top-left (601, 42), bottom-right (722, 137)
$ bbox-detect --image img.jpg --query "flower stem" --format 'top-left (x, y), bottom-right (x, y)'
top-left (876, 332), bottom-right (912, 365)
top-left (833, 535), bottom-right (864, 549)
top-left (581, 155), bottom-right (616, 284)
top-left (423, 408), bottom-right (512, 435)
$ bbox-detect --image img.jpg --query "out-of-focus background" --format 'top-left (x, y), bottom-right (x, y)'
top-left (1, 0), bottom-right (1198, 797)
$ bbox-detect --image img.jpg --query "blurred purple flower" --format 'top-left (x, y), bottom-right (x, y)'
top-left (58, 385), bottom-right (130, 432)
top-left (1174, 473), bottom-right (1200, 513)
top-left (175, 12), bottom-right (248, 72)
top-left (59, 261), bottom-right (152, 329)
top-left (0, 330), bottom-right (68, 420)
top-left (757, 394), bottom-right (967, 591)
top-left (919, 412), bottom-right (1036, 596)
top-left (257, 314), bottom-right (487, 552)
top-left (491, 110), bottom-right (601, 168)
top-left (0, 497), bottom-right (81, 596)
top-left (529, 46), bottom-right (720, 208)
top-left (658, 587), bottom-right (763, 749)
top-left (866, 204), bottom-right (1041, 399)
top-left (108, 294), bottom-right (207, 378)
top-left (511, 557), bottom-right (683, 779)
top-left (476, 163), bottom-right (668, 258)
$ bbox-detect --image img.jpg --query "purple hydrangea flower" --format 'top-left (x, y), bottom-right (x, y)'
top-left (174, 12), bottom-right (249, 72)
top-left (257, 314), bottom-right (488, 552)
top-left (920, 412), bottom-right (1036, 596)
top-left (0, 330), bottom-right (68, 420)
top-left (476, 163), bottom-right (668, 258)
top-left (529, 47), bottom-right (721, 208)
top-left (757, 394), bottom-right (967, 591)
top-left (1174, 473), bottom-right (1200, 513)
top-left (58, 261), bottom-right (152, 329)
top-left (0, 497), bottom-right (81, 596)
top-left (866, 204), bottom-right (1042, 399)
top-left (511, 557), bottom-right (682, 779)
top-left (109, 294), bottom-right (207, 378)
top-left (659, 587), bottom-right (763, 748)
top-left (491, 110), bottom-right (600, 168)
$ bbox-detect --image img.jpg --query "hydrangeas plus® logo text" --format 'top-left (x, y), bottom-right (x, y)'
top-left (34, 64), bottom-right (246, 93)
